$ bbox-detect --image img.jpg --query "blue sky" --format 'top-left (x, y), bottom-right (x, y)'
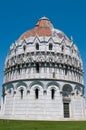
top-left (0, 0), bottom-right (86, 97)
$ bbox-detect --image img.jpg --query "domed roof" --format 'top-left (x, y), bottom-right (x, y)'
top-left (19, 17), bottom-right (69, 41)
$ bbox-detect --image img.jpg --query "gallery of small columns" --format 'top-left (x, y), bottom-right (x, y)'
top-left (4, 62), bottom-right (83, 84)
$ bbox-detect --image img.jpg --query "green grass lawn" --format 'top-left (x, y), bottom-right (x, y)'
top-left (0, 120), bottom-right (86, 130)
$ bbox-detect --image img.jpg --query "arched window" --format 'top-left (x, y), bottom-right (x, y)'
top-left (51, 89), bottom-right (55, 99)
top-left (35, 88), bottom-right (39, 99)
top-left (62, 45), bottom-right (64, 52)
top-left (49, 43), bottom-right (53, 50)
top-left (18, 65), bottom-right (20, 74)
top-left (23, 45), bottom-right (26, 51)
top-left (36, 43), bottom-right (39, 50)
top-left (36, 62), bottom-right (39, 73)
top-left (20, 89), bottom-right (24, 99)
top-left (65, 66), bottom-right (68, 75)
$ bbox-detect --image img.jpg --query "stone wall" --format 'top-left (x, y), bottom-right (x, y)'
top-left (1, 80), bottom-right (85, 120)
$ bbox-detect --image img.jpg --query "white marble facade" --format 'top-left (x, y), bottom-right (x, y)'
top-left (0, 17), bottom-right (85, 120)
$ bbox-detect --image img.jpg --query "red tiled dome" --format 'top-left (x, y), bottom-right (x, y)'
top-left (19, 17), bottom-right (69, 41)
top-left (19, 17), bottom-right (52, 40)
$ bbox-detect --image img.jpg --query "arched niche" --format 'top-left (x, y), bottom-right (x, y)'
top-left (62, 84), bottom-right (73, 97)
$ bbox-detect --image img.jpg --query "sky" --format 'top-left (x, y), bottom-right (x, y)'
top-left (0, 0), bottom-right (86, 99)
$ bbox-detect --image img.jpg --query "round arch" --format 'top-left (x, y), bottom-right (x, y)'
top-left (16, 81), bottom-right (27, 89)
top-left (29, 81), bottom-right (44, 90)
top-left (46, 81), bottom-right (60, 90)
top-left (5, 83), bottom-right (14, 90)
top-left (62, 84), bottom-right (73, 91)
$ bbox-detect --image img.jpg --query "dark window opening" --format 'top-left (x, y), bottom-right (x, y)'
top-left (65, 69), bottom-right (67, 75)
top-left (36, 63), bottom-right (39, 73)
top-left (65, 66), bottom-right (68, 75)
top-left (20, 89), bottom-right (24, 99)
top-left (35, 88), bottom-right (39, 99)
top-left (23, 45), bottom-right (26, 51)
top-left (62, 45), bottom-right (64, 52)
top-left (36, 43), bottom-right (39, 50)
top-left (49, 43), bottom-right (52, 50)
top-left (64, 103), bottom-right (70, 118)
top-left (53, 72), bottom-right (55, 78)
top-left (51, 89), bottom-right (55, 99)
top-left (18, 65), bottom-right (20, 74)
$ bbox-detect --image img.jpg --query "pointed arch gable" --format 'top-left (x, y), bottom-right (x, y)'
top-left (21, 39), bottom-right (27, 46)
top-left (47, 36), bottom-right (55, 44)
top-left (33, 36), bottom-right (40, 45)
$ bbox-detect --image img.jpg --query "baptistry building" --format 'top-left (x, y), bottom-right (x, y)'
top-left (1, 17), bottom-right (85, 120)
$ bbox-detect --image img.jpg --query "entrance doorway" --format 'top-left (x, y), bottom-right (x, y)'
top-left (63, 103), bottom-right (70, 118)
